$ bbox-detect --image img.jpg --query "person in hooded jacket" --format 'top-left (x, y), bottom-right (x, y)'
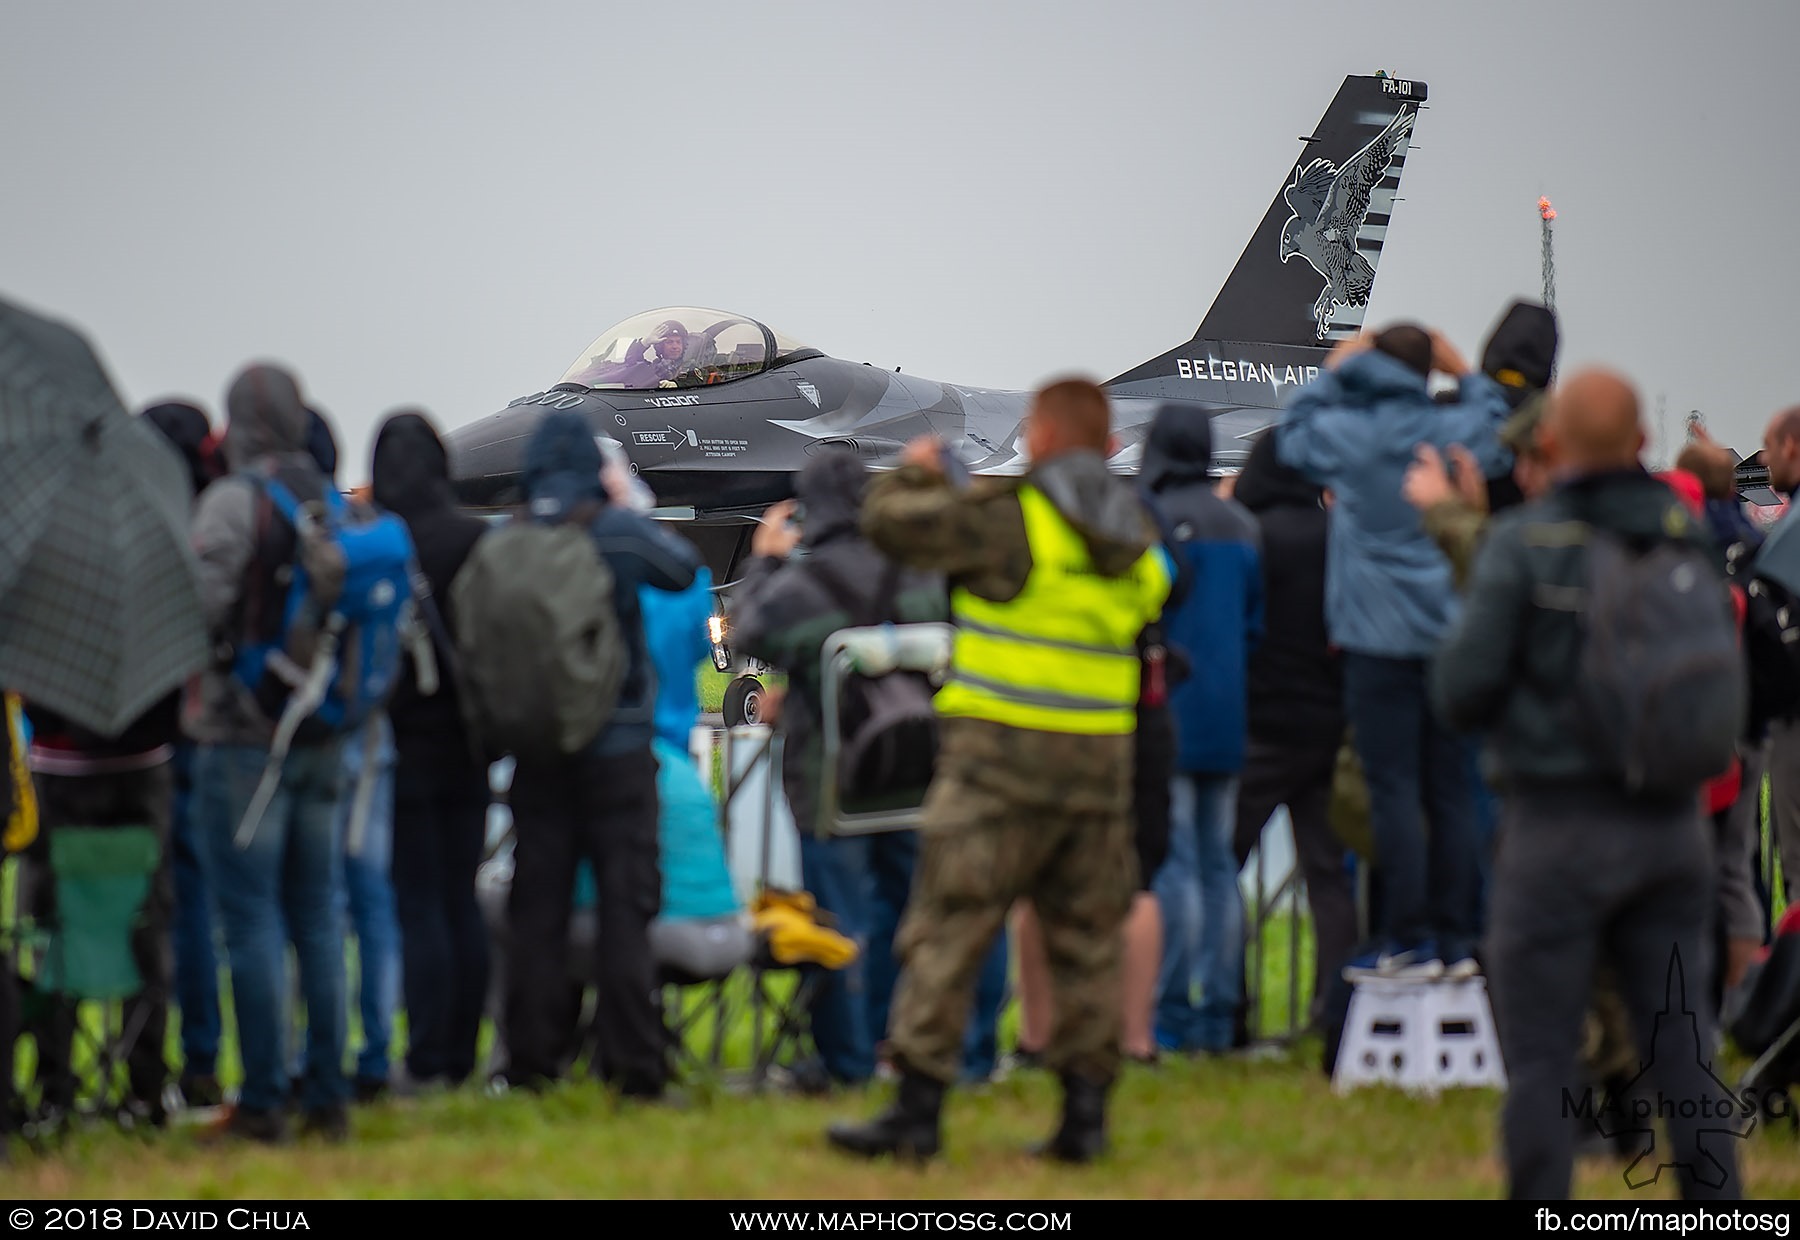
top-left (187, 364), bottom-right (353, 1143)
top-left (285, 409), bottom-right (402, 1105)
top-left (1471, 300), bottom-right (1559, 514)
top-left (369, 410), bottom-right (494, 1092)
top-left (497, 409), bottom-right (703, 1101)
top-left (728, 449), bottom-right (1010, 1088)
top-left (827, 378), bottom-right (1172, 1164)
top-left (1133, 405), bottom-right (1264, 1056)
top-left (143, 399), bottom-right (226, 499)
top-left (1277, 324), bottom-right (1511, 980)
top-left (1421, 302), bottom-right (1560, 942)
top-left (139, 400), bottom-right (228, 1110)
top-left (1230, 425), bottom-right (1356, 1030)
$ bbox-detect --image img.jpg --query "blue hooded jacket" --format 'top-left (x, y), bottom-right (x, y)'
top-left (522, 410), bottom-right (704, 756)
top-left (640, 566), bottom-right (716, 752)
top-left (1142, 406), bottom-right (1264, 775)
top-left (1276, 350), bottom-right (1511, 659)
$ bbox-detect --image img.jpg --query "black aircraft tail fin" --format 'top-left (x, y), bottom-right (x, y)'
top-left (1197, 73), bottom-right (1424, 348)
top-left (1110, 73), bottom-right (1426, 387)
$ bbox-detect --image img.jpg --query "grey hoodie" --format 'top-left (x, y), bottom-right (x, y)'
top-left (186, 364), bottom-right (321, 746)
top-left (730, 448), bottom-right (947, 833)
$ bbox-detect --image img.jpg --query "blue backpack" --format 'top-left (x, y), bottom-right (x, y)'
top-left (232, 464), bottom-right (417, 846)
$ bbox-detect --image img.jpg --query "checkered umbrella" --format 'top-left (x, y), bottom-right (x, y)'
top-left (0, 295), bottom-right (208, 737)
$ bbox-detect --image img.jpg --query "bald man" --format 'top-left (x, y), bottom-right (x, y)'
top-left (1754, 405), bottom-right (1800, 923)
top-left (1433, 369), bottom-right (1746, 1200)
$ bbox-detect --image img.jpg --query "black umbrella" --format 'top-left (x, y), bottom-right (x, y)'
top-left (0, 294), bottom-right (208, 737)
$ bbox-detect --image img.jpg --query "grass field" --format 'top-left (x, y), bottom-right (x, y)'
top-left (7, 1035), bottom-right (1799, 1199)
top-left (700, 664), bottom-right (729, 715)
top-left (5, 693), bottom-right (1793, 1198)
top-left (6, 907), bottom-right (1798, 1200)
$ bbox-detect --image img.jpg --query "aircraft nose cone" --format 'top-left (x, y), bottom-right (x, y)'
top-left (444, 402), bottom-right (558, 509)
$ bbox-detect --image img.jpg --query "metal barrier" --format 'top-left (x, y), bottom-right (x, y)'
top-left (696, 723), bottom-right (817, 1088)
top-left (1240, 821), bottom-right (1309, 1045)
top-left (1238, 815), bottom-right (1373, 1046)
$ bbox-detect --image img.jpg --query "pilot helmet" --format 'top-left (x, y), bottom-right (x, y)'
top-left (647, 319), bottom-right (689, 362)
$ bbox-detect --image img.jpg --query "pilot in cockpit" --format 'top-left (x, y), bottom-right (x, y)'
top-left (574, 318), bottom-right (693, 388)
top-left (643, 319), bottom-right (692, 383)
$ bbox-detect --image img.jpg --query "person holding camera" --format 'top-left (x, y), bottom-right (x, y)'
top-left (729, 448), bottom-right (965, 1089)
top-left (825, 377), bottom-right (1173, 1164)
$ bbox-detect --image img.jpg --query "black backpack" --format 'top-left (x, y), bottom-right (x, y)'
top-left (808, 555), bottom-right (940, 815)
top-left (1568, 524), bottom-right (1746, 799)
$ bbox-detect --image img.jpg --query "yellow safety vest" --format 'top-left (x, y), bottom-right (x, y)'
top-left (934, 485), bottom-right (1172, 735)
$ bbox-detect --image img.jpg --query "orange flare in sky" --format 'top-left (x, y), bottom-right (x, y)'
top-left (1538, 196), bottom-right (1557, 221)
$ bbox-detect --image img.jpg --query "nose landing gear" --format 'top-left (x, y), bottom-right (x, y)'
top-left (722, 674), bottom-right (765, 728)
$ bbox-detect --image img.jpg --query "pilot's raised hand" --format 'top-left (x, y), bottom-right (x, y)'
top-left (657, 380), bottom-right (677, 389)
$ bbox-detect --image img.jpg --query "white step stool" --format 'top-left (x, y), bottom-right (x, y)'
top-left (1332, 975), bottom-right (1507, 1096)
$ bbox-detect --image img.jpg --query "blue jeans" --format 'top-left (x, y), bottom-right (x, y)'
top-left (1341, 652), bottom-right (1479, 962)
top-left (337, 722), bottom-right (398, 1085)
top-left (961, 931), bottom-right (1010, 1081)
top-left (168, 741), bottom-right (222, 1078)
top-left (797, 833), bottom-right (874, 1083)
top-left (855, 828), bottom-right (1008, 1080)
top-left (802, 831), bottom-right (1010, 1083)
top-left (195, 742), bottom-right (349, 1115)
top-left (1154, 773), bottom-right (1243, 1052)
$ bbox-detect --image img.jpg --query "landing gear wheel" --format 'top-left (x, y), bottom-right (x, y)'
top-left (722, 675), bottom-right (765, 728)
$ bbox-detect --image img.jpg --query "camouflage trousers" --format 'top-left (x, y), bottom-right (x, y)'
top-left (886, 764), bottom-right (1138, 1088)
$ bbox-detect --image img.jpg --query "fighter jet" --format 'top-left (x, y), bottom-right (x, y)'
top-left (445, 72), bottom-right (1426, 723)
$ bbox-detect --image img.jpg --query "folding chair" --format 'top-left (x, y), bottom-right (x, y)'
top-left (656, 948), bottom-right (738, 1084)
top-left (479, 750), bottom-right (761, 1089)
top-left (15, 825), bottom-right (165, 1136)
top-left (648, 730), bottom-right (759, 1085)
top-left (715, 725), bottom-right (843, 1092)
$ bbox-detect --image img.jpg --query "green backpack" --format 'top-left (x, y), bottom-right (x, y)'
top-left (450, 515), bottom-right (626, 764)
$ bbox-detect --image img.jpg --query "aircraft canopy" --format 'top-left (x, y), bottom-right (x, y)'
top-left (560, 307), bottom-right (818, 390)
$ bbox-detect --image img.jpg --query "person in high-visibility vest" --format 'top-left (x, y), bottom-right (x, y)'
top-left (826, 377), bottom-right (1173, 1164)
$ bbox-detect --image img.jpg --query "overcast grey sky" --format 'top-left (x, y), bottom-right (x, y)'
top-left (5, 0), bottom-right (1796, 485)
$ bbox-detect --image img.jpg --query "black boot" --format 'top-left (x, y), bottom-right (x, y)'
top-left (1035, 1073), bottom-right (1109, 1164)
top-left (826, 1070), bottom-right (944, 1161)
